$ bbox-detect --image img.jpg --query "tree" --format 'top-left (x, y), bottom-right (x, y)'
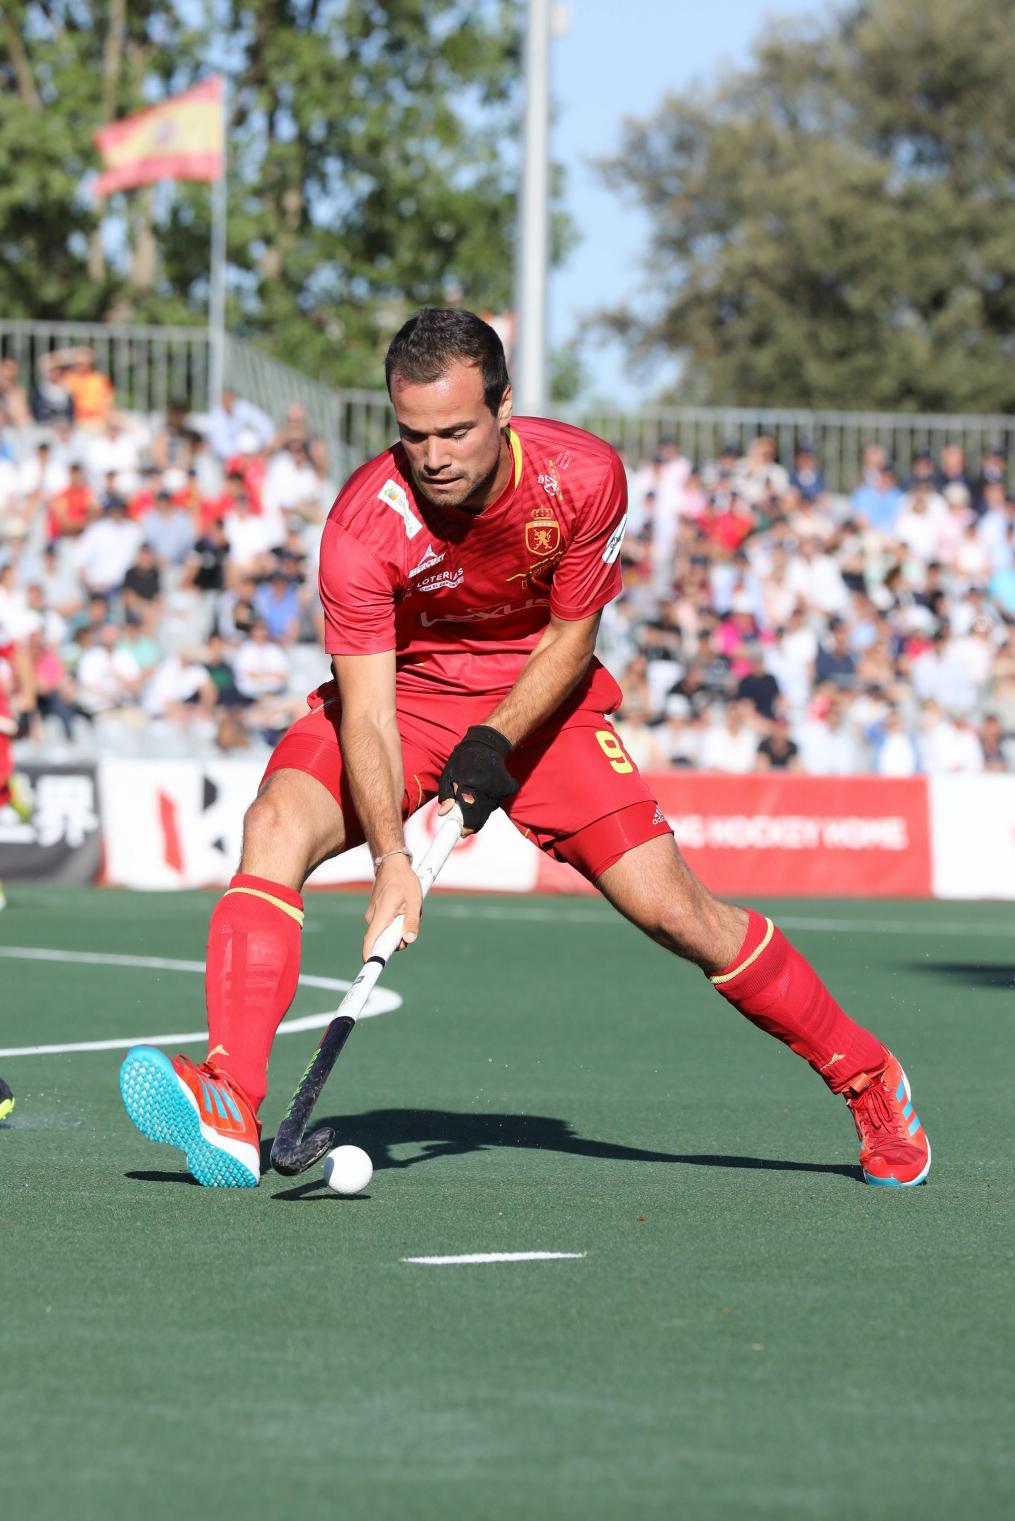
top-left (192, 0), bottom-right (525, 385)
top-left (0, 1), bottom-right (552, 388)
top-left (598, 0), bottom-right (1015, 411)
top-left (0, 1), bottom-right (203, 318)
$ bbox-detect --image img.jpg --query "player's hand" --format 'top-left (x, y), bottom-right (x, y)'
top-left (438, 725), bottom-right (519, 834)
top-left (363, 854), bottom-right (422, 960)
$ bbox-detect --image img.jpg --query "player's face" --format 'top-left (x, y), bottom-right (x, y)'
top-left (391, 360), bottom-right (512, 512)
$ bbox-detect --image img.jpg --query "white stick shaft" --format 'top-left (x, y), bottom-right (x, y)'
top-left (334, 807), bottom-right (463, 1024)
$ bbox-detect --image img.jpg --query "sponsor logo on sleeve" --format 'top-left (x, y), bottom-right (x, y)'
top-left (602, 512), bottom-right (628, 564)
top-left (378, 478), bottom-right (423, 539)
top-left (537, 460), bottom-right (562, 496)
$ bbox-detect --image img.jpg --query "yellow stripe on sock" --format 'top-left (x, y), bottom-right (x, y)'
top-left (224, 886), bottom-right (304, 927)
top-left (709, 916), bottom-right (774, 986)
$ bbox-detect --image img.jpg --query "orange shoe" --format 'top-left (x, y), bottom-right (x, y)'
top-left (120, 1046), bottom-right (260, 1187)
top-left (845, 1051), bottom-right (931, 1187)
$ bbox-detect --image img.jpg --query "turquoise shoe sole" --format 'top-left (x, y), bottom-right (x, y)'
top-left (120, 1046), bottom-right (258, 1188)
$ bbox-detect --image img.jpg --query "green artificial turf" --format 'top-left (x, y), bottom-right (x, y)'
top-left (2, 887), bottom-right (1013, 1519)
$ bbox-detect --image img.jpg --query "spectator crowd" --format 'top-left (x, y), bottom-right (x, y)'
top-left (0, 349), bottom-right (333, 764)
top-left (602, 433), bottom-right (1015, 775)
top-left (1, 344), bottom-right (1014, 780)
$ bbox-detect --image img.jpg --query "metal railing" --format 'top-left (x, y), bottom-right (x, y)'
top-left (323, 394), bottom-right (1015, 489)
top-left (565, 404), bottom-right (1015, 493)
top-left (0, 318), bottom-right (348, 476)
top-left (0, 318), bottom-right (211, 419)
top-left (2, 318), bottom-right (1013, 490)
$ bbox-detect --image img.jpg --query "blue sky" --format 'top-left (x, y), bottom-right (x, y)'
top-left (550, 0), bottom-right (825, 402)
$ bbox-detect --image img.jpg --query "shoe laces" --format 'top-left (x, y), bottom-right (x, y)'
top-left (849, 1070), bottom-right (917, 1162)
top-left (851, 1075), bottom-right (896, 1138)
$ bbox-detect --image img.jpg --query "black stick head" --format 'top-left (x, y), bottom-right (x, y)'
top-left (270, 1121), bottom-right (336, 1177)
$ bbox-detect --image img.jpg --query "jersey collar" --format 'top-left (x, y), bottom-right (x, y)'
top-left (507, 425), bottom-right (523, 488)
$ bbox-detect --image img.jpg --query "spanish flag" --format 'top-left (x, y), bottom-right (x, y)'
top-left (94, 77), bottom-right (224, 196)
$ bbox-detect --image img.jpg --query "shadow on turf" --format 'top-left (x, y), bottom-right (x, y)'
top-left (126, 1169), bottom-right (202, 1186)
top-left (268, 1109), bottom-right (860, 1197)
top-left (905, 961), bottom-right (1015, 989)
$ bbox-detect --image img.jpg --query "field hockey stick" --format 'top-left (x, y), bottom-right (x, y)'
top-left (270, 804), bottom-right (464, 1176)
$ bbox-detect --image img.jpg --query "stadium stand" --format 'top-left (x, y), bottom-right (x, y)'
top-left (1, 350), bottom-right (1014, 777)
top-left (0, 354), bottom-right (333, 767)
top-left (600, 434), bottom-right (1015, 774)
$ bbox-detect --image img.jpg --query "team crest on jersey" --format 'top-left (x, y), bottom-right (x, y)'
top-left (525, 503), bottom-right (561, 556)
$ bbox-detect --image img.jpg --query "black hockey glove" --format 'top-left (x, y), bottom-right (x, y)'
top-left (438, 725), bottom-right (519, 832)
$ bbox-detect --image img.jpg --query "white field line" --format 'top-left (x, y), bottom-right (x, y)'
top-left (426, 903), bottom-right (1013, 937)
top-left (402, 1252), bottom-right (587, 1266)
top-left (297, 894), bottom-right (1014, 937)
top-left (0, 946), bottom-right (402, 1057)
top-left (778, 915), bottom-right (1013, 937)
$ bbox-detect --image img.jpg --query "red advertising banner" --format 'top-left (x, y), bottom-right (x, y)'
top-left (536, 773), bottom-right (932, 898)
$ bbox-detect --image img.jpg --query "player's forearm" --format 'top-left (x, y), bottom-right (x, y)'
top-left (485, 625), bottom-right (594, 745)
top-left (339, 712), bottom-right (406, 858)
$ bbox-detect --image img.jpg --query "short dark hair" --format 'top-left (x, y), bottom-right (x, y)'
top-left (384, 308), bottom-right (509, 415)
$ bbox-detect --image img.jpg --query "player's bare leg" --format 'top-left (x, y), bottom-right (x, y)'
top-left (596, 834), bottom-right (746, 972)
top-left (239, 767), bottom-right (348, 887)
top-left (119, 771), bottom-right (348, 1186)
top-left (597, 836), bottom-right (931, 1185)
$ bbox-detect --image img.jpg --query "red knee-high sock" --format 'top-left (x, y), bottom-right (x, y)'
top-left (205, 872), bottom-right (303, 1112)
top-left (708, 909), bottom-right (885, 1093)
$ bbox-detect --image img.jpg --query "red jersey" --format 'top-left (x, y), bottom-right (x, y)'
top-left (0, 673), bottom-right (13, 787)
top-left (48, 483), bottom-right (95, 541)
top-left (128, 486), bottom-right (156, 521)
top-left (318, 417), bottom-right (628, 697)
top-left (224, 454), bottom-right (265, 514)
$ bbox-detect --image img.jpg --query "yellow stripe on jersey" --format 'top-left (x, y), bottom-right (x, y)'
top-left (508, 426), bottom-right (523, 487)
top-left (223, 886), bottom-right (304, 928)
top-left (709, 916), bottom-right (774, 985)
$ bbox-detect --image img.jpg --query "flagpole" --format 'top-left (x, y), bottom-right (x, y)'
top-left (514, 0), bottom-right (550, 417)
top-left (208, 80), bottom-right (227, 411)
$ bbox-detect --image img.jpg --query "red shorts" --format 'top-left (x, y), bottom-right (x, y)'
top-left (0, 730), bottom-right (11, 803)
top-left (263, 676), bottom-right (672, 883)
